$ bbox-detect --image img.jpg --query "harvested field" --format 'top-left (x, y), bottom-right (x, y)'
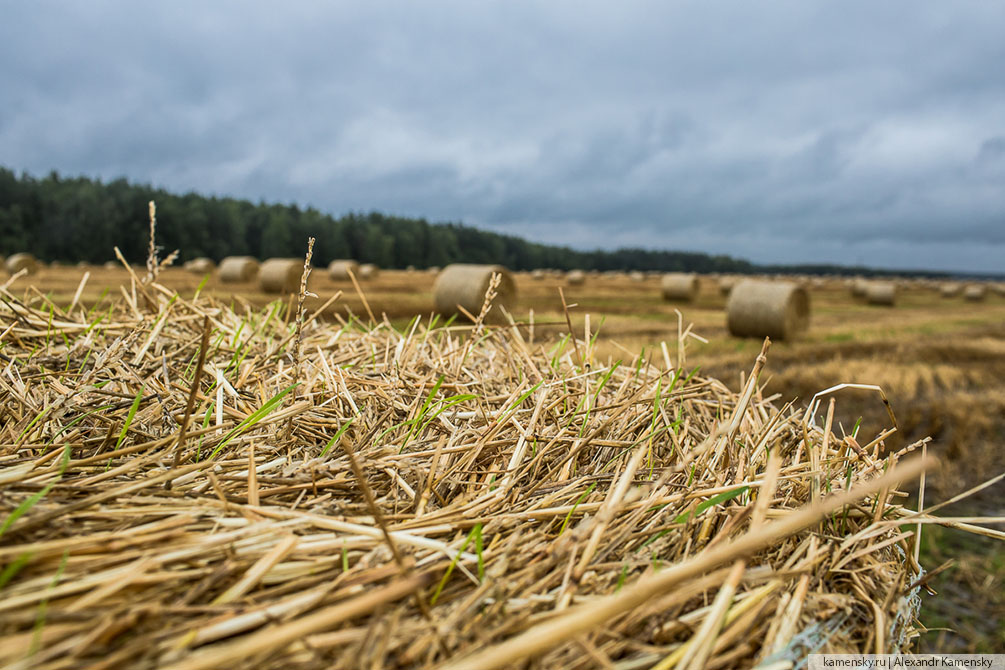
top-left (1, 263), bottom-right (1003, 663)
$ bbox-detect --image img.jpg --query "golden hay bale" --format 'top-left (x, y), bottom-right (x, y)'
top-left (850, 277), bottom-right (869, 298)
top-left (531, 269), bottom-right (546, 280)
top-left (718, 277), bottom-right (737, 296)
top-left (219, 256), bottom-right (259, 283)
top-left (5, 253), bottom-right (38, 275)
top-left (865, 281), bottom-right (896, 306)
top-left (259, 258), bottom-right (303, 294)
top-left (433, 264), bottom-right (517, 320)
top-left (939, 282), bottom-right (961, 298)
top-left (727, 280), bottom-right (810, 340)
top-left (661, 273), bottom-right (699, 302)
top-left (427, 266), bottom-right (441, 274)
top-left (566, 269), bottom-right (586, 285)
top-left (184, 258), bottom-right (216, 274)
top-left (359, 263), bottom-right (379, 279)
top-left (963, 284), bottom-right (987, 302)
top-left (328, 260), bottom-right (360, 281)
top-left (629, 271), bottom-right (645, 283)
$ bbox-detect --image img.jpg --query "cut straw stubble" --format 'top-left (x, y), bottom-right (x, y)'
top-left (439, 455), bottom-right (934, 670)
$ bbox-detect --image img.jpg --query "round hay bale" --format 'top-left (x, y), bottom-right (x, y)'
top-left (103, 261), bottom-right (119, 270)
top-left (531, 269), bottom-right (546, 280)
top-left (259, 258), bottom-right (302, 294)
top-left (629, 271), bottom-right (645, 283)
top-left (727, 280), bottom-right (810, 341)
top-left (939, 282), bottom-right (961, 298)
top-left (184, 258), bottom-right (216, 274)
top-left (433, 264), bottom-right (517, 321)
top-left (718, 277), bottom-right (737, 296)
top-left (850, 278), bottom-right (869, 298)
top-left (358, 263), bottom-right (379, 280)
top-left (219, 256), bottom-right (259, 283)
top-left (566, 269), bottom-right (585, 285)
top-left (963, 284), bottom-right (987, 302)
top-left (661, 273), bottom-right (699, 302)
top-left (5, 253), bottom-right (38, 275)
top-left (427, 266), bottom-right (441, 274)
top-left (864, 281), bottom-right (896, 306)
top-left (327, 260), bottom-right (359, 280)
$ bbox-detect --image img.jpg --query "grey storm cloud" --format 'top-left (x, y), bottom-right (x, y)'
top-left (1, 1), bottom-right (1003, 272)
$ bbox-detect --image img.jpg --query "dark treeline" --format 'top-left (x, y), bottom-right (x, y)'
top-left (0, 168), bottom-right (960, 277)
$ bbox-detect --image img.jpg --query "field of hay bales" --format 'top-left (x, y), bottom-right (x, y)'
top-left (1, 262), bottom-right (1003, 666)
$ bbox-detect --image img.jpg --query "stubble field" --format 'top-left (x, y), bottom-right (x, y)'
top-left (2, 263), bottom-right (1003, 661)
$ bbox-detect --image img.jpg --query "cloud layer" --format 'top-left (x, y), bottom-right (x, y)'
top-left (2, 2), bottom-right (1003, 272)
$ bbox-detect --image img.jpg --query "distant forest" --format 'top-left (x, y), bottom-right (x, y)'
top-left (0, 168), bottom-right (951, 276)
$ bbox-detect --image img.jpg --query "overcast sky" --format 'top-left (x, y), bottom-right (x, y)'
top-left (2, 2), bottom-right (1003, 273)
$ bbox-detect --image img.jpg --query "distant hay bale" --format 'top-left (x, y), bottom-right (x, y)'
top-left (939, 283), bottom-right (961, 298)
top-left (5, 253), bottom-right (38, 275)
top-left (566, 269), bottom-right (586, 285)
top-left (358, 263), bottom-right (379, 279)
top-left (727, 280), bottom-right (810, 340)
top-left (718, 277), bottom-right (737, 296)
top-left (103, 261), bottom-right (119, 270)
top-left (427, 266), bottom-right (441, 274)
top-left (184, 258), bottom-right (216, 274)
top-left (850, 278), bottom-right (869, 298)
top-left (629, 271), bottom-right (645, 283)
top-left (661, 273), bottom-right (699, 302)
top-left (259, 258), bottom-right (303, 294)
top-left (963, 284), bottom-right (987, 302)
top-left (433, 264), bottom-right (517, 321)
top-left (328, 260), bottom-right (360, 281)
top-left (219, 256), bottom-right (259, 283)
top-left (865, 281), bottom-right (897, 306)
top-left (531, 269), bottom-right (546, 280)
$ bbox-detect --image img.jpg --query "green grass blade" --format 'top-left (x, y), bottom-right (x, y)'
top-left (115, 387), bottom-right (144, 449)
top-left (208, 383), bottom-right (298, 459)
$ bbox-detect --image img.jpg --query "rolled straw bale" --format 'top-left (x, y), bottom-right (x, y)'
top-left (5, 253), bottom-right (38, 275)
top-left (103, 261), bottom-right (119, 270)
top-left (727, 280), bottom-right (810, 340)
top-left (850, 277), bottom-right (868, 298)
top-left (531, 269), bottom-right (546, 280)
top-left (219, 256), bottom-right (259, 283)
top-left (327, 259), bottom-right (359, 281)
top-left (629, 271), bottom-right (645, 283)
top-left (864, 281), bottom-right (896, 306)
top-left (259, 258), bottom-right (302, 294)
top-left (566, 269), bottom-right (585, 285)
top-left (718, 277), bottom-right (737, 296)
top-left (427, 266), bottom-right (441, 274)
top-left (185, 258), bottom-right (216, 274)
top-left (940, 282), bottom-right (961, 298)
top-left (963, 284), bottom-right (987, 302)
top-left (661, 273), bottom-right (699, 302)
top-left (358, 263), bottom-right (379, 279)
top-left (433, 264), bottom-right (517, 320)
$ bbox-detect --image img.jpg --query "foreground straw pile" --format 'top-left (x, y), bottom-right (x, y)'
top-left (0, 275), bottom-right (935, 669)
